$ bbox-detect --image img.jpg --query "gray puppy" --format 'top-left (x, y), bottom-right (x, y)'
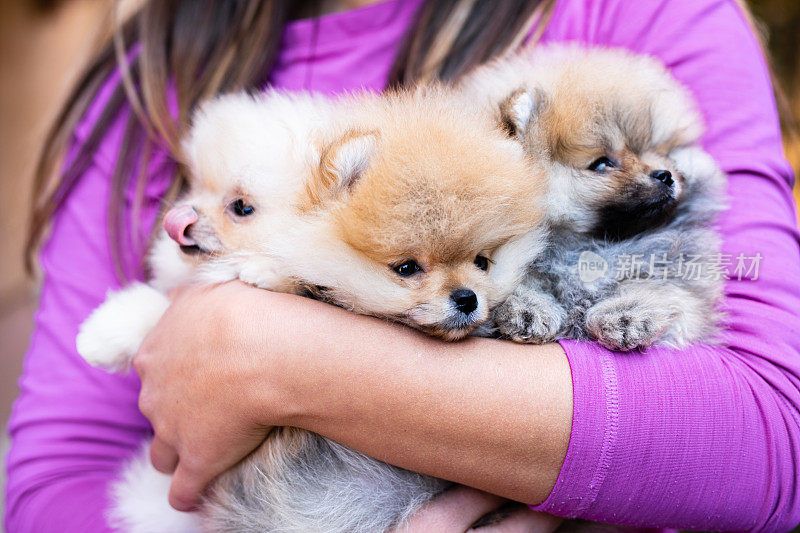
top-left (466, 46), bottom-right (726, 350)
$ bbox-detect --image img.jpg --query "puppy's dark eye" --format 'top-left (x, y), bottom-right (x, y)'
top-left (474, 255), bottom-right (490, 271)
top-left (393, 259), bottom-right (422, 277)
top-left (588, 157), bottom-right (616, 172)
top-left (230, 199), bottom-right (255, 217)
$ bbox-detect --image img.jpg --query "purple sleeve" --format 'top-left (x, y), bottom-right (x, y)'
top-left (534, 0), bottom-right (800, 530)
top-left (3, 78), bottom-right (172, 531)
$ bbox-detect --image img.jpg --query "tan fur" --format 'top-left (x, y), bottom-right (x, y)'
top-left (463, 45), bottom-right (704, 232)
top-left (303, 129), bottom-right (378, 211)
top-left (163, 87), bottom-right (547, 343)
top-left (292, 86), bottom-right (547, 338)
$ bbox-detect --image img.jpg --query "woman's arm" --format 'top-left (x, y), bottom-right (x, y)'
top-left (133, 283), bottom-right (572, 511)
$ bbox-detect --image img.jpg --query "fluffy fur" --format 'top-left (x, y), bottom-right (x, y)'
top-left (77, 86), bottom-right (546, 532)
top-left (109, 443), bottom-right (203, 533)
top-left (463, 45), bottom-right (726, 350)
top-left (77, 283), bottom-right (170, 371)
top-left (288, 88), bottom-right (547, 340)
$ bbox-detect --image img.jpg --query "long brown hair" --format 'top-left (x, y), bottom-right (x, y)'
top-left (25, 0), bottom-right (554, 279)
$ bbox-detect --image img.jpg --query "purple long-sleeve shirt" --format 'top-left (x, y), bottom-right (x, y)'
top-left (5, 0), bottom-right (800, 531)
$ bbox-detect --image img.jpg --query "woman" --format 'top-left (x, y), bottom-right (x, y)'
top-left (6, 0), bottom-right (800, 531)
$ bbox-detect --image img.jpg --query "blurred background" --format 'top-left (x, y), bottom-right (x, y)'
top-left (0, 0), bottom-right (798, 526)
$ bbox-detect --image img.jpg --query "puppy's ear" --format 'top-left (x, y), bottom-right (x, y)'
top-left (301, 130), bottom-right (377, 210)
top-left (319, 130), bottom-right (377, 196)
top-left (499, 87), bottom-right (547, 138)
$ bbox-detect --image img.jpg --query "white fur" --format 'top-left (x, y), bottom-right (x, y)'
top-left (507, 90), bottom-right (535, 135)
top-left (108, 443), bottom-right (202, 533)
top-left (270, 219), bottom-right (415, 317)
top-left (147, 235), bottom-right (197, 292)
top-left (487, 226), bottom-right (548, 295)
top-left (670, 145), bottom-right (723, 187)
top-left (76, 283), bottom-right (170, 371)
top-left (326, 133), bottom-right (377, 193)
top-left (542, 163), bottom-right (601, 231)
top-left (78, 91), bottom-right (334, 532)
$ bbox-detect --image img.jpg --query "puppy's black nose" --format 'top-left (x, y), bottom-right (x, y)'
top-left (650, 169), bottom-right (674, 187)
top-left (451, 289), bottom-right (478, 315)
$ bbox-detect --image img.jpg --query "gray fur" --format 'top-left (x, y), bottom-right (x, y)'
top-left (494, 288), bottom-right (566, 343)
top-left (203, 428), bottom-right (448, 532)
top-left (490, 149), bottom-right (726, 350)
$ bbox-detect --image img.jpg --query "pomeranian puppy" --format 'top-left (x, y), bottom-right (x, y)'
top-left (78, 90), bottom-right (333, 374)
top-left (77, 86), bottom-right (547, 532)
top-left (463, 45), bottom-right (726, 350)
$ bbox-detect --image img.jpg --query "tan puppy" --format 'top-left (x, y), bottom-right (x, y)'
top-left (288, 87), bottom-right (547, 340)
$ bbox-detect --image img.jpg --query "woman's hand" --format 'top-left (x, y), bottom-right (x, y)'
top-left (134, 280), bottom-right (572, 515)
top-left (395, 487), bottom-right (563, 532)
top-left (133, 282), bottom-right (305, 511)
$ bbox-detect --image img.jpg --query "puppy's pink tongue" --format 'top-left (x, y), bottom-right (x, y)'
top-left (164, 205), bottom-right (198, 246)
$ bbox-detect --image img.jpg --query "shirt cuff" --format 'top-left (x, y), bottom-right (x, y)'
top-left (531, 339), bottom-right (620, 517)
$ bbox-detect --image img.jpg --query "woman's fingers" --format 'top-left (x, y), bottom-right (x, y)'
top-left (476, 506), bottom-right (563, 533)
top-left (168, 459), bottom-right (211, 511)
top-left (395, 486), bottom-right (508, 532)
top-left (395, 486), bottom-right (563, 533)
top-left (127, 283), bottom-right (280, 512)
top-left (149, 436), bottom-right (178, 474)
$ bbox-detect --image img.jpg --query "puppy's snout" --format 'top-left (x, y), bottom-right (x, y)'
top-left (650, 169), bottom-right (674, 187)
top-left (164, 205), bottom-right (199, 247)
top-left (451, 289), bottom-right (478, 315)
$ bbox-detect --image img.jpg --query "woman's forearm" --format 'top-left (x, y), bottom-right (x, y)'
top-left (134, 282), bottom-right (571, 511)
top-left (267, 293), bottom-right (573, 505)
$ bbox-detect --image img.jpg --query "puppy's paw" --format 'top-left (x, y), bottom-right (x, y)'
top-left (494, 291), bottom-right (565, 343)
top-left (237, 257), bottom-right (289, 290)
top-left (77, 283), bottom-right (170, 371)
top-left (585, 299), bottom-right (669, 351)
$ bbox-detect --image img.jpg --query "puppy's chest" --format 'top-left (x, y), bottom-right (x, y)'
top-left (531, 223), bottom-right (717, 304)
top-left (531, 234), bottom-right (617, 301)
